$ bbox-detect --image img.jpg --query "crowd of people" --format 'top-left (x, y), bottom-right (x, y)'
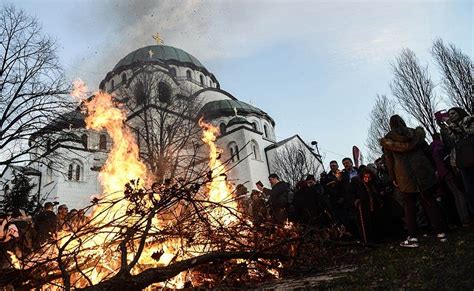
top-left (0, 202), bottom-right (88, 267)
top-left (237, 107), bottom-right (473, 248)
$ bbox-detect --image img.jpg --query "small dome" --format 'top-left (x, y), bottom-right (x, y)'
top-left (228, 116), bottom-right (251, 127)
top-left (114, 45), bottom-right (206, 71)
top-left (199, 99), bottom-right (275, 126)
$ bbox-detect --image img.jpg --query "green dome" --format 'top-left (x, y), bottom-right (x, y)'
top-left (114, 45), bottom-right (206, 70)
top-left (199, 99), bottom-right (275, 126)
top-left (228, 116), bottom-right (251, 127)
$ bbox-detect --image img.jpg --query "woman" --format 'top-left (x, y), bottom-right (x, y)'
top-left (380, 115), bottom-right (447, 247)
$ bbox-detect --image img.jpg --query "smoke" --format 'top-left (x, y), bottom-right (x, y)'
top-left (66, 0), bottom-right (435, 90)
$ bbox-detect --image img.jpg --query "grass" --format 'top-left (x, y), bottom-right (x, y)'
top-left (315, 228), bottom-right (474, 289)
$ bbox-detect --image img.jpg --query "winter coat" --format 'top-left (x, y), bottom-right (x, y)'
top-left (340, 168), bottom-right (359, 209)
top-left (380, 127), bottom-right (437, 193)
top-left (263, 181), bottom-right (290, 210)
top-left (430, 139), bottom-right (450, 179)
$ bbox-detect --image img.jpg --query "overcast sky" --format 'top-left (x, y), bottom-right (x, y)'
top-left (4, 0), bottom-right (472, 166)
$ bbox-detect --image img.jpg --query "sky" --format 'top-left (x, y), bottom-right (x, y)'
top-left (3, 0), bottom-right (472, 167)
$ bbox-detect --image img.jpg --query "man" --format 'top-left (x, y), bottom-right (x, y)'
top-left (306, 174), bottom-right (330, 227)
top-left (57, 204), bottom-right (69, 231)
top-left (257, 173), bottom-right (290, 225)
top-left (340, 158), bottom-right (360, 237)
top-left (0, 213), bottom-right (19, 243)
top-left (34, 202), bottom-right (57, 247)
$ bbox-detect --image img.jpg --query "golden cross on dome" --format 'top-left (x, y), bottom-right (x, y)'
top-left (148, 49), bottom-right (154, 59)
top-left (152, 33), bottom-right (164, 45)
top-left (233, 107), bottom-right (238, 116)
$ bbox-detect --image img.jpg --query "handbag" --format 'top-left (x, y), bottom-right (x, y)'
top-left (455, 135), bottom-right (474, 168)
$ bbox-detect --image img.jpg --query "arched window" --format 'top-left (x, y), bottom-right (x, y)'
top-left (110, 79), bottom-right (115, 90)
top-left (200, 75), bottom-right (205, 85)
top-left (75, 164), bottom-right (81, 181)
top-left (219, 123), bottom-right (226, 135)
top-left (170, 67), bottom-right (177, 77)
top-left (81, 134), bottom-right (88, 149)
top-left (263, 124), bottom-right (269, 138)
top-left (134, 81), bottom-right (146, 105)
top-left (158, 82), bottom-right (171, 103)
top-left (99, 134), bottom-right (107, 150)
top-left (186, 70), bottom-right (192, 80)
top-left (228, 142), bottom-right (239, 162)
top-left (121, 73), bottom-right (127, 84)
top-left (252, 122), bottom-right (258, 131)
top-left (251, 140), bottom-right (260, 160)
top-left (68, 160), bottom-right (83, 181)
top-left (68, 164), bottom-right (73, 180)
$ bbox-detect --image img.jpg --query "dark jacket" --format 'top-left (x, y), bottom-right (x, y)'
top-left (340, 168), bottom-right (359, 209)
top-left (263, 181), bottom-right (290, 210)
top-left (34, 210), bottom-right (57, 243)
top-left (381, 127), bottom-right (437, 193)
top-left (322, 171), bottom-right (343, 210)
top-left (430, 139), bottom-right (450, 179)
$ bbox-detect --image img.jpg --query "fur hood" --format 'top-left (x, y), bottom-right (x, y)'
top-left (380, 126), bottom-right (426, 153)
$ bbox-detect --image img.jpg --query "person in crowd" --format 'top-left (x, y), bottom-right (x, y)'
top-left (257, 173), bottom-right (291, 225)
top-left (235, 184), bottom-right (251, 216)
top-left (431, 133), bottom-right (473, 226)
top-left (250, 190), bottom-right (268, 228)
top-left (340, 157), bottom-right (360, 237)
top-left (57, 204), bottom-right (69, 231)
top-left (293, 180), bottom-right (314, 225)
top-left (34, 202), bottom-right (57, 247)
top-left (352, 168), bottom-right (380, 244)
top-left (380, 115), bottom-right (448, 247)
top-left (446, 107), bottom-right (474, 210)
top-left (374, 157), bottom-right (405, 237)
top-left (306, 174), bottom-right (331, 227)
top-left (9, 209), bottom-right (34, 256)
top-left (0, 212), bottom-right (20, 269)
top-left (0, 213), bottom-right (19, 244)
top-left (321, 160), bottom-right (344, 225)
top-left (435, 110), bottom-right (455, 151)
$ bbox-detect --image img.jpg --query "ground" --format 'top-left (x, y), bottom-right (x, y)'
top-left (257, 228), bottom-right (474, 289)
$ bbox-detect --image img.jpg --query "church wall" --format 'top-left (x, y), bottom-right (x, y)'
top-left (216, 127), bottom-right (273, 192)
top-left (266, 136), bottom-right (323, 184)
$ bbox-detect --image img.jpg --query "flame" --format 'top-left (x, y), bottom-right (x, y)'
top-left (83, 90), bottom-right (147, 198)
top-left (198, 118), bottom-right (238, 225)
top-left (41, 82), bottom-right (244, 288)
top-left (7, 251), bottom-right (20, 269)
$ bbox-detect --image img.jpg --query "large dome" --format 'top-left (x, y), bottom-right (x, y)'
top-left (114, 45), bottom-right (206, 70)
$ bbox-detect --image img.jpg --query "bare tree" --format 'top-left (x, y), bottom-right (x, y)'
top-left (366, 94), bottom-right (396, 161)
top-left (0, 5), bottom-right (70, 176)
top-left (0, 175), bottom-right (300, 289)
top-left (432, 38), bottom-right (473, 114)
top-left (270, 142), bottom-right (322, 188)
top-left (116, 68), bottom-right (203, 182)
top-left (391, 48), bottom-right (438, 136)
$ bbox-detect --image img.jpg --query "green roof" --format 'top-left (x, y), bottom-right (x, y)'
top-left (199, 99), bottom-right (275, 126)
top-left (114, 45), bottom-right (205, 70)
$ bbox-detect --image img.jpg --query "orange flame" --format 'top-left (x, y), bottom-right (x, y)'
top-left (84, 91), bottom-right (147, 198)
top-left (198, 118), bottom-right (238, 225)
